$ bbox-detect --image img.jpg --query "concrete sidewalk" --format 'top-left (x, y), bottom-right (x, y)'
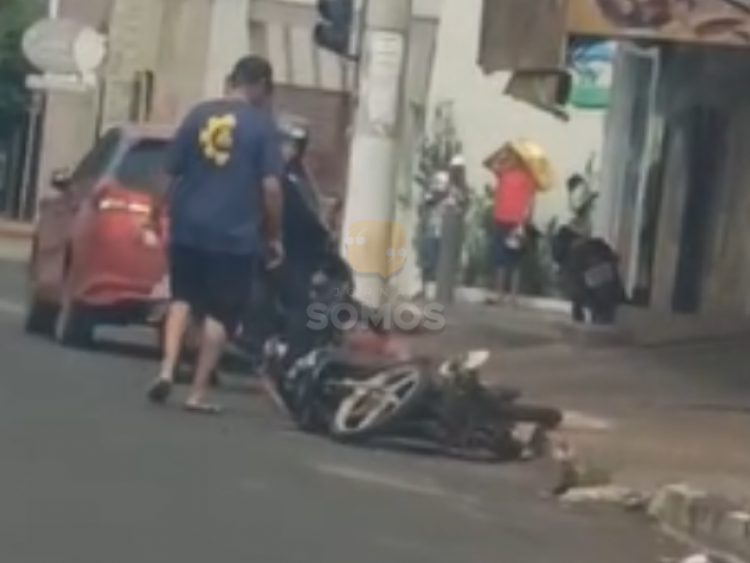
top-left (412, 311), bottom-right (750, 561)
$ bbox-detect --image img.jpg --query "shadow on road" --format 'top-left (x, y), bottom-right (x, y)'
top-left (92, 339), bottom-right (161, 362)
top-left (90, 336), bottom-right (259, 383)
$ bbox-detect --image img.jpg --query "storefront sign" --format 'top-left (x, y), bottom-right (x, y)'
top-left (568, 41), bottom-right (614, 109)
top-left (22, 18), bottom-right (106, 75)
top-left (567, 0), bottom-right (750, 47)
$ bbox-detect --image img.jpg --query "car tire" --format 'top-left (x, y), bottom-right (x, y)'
top-left (55, 297), bottom-right (95, 348)
top-left (24, 296), bottom-right (59, 337)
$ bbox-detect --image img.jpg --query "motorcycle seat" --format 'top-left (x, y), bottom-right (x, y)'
top-left (324, 350), bottom-right (414, 373)
top-left (487, 385), bottom-right (521, 402)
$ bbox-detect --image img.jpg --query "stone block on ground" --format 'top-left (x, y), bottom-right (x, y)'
top-left (0, 220), bottom-right (32, 262)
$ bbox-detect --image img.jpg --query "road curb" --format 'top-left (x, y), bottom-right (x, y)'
top-left (0, 220), bottom-right (32, 263)
top-left (550, 437), bottom-right (750, 562)
top-left (648, 484), bottom-right (750, 563)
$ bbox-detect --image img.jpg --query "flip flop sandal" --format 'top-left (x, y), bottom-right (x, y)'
top-left (147, 378), bottom-right (172, 404)
top-left (183, 400), bottom-right (223, 415)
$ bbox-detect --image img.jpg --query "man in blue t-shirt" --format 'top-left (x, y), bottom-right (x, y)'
top-left (148, 55), bottom-right (284, 412)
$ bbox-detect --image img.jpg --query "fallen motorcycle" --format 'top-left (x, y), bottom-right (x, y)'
top-left (262, 332), bottom-right (562, 462)
top-left (262, 340), bottom-right (424, 433)
top-left (329, 349), bottom-right (563, 462)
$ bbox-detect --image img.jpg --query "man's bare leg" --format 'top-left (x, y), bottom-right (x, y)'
top-left (148, 301), bottom-right (191, 403)
top-left (159, 301), bottom-right (191, 381)
top-left (184, 316), bottom-right (227, 412)
top-left (487, 268), bottom-right (505, 303)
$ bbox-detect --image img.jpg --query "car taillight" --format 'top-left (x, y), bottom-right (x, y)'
top-left (97, 197), bottom-right (151, 215)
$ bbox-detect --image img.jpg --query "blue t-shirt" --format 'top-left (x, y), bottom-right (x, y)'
top-left (166, 98), bottom-right (283, 255)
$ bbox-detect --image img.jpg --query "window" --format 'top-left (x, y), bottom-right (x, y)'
top-left (113, 139), bottom-right (169, 193)
top-left (70, 129), bottom-right (121, 191)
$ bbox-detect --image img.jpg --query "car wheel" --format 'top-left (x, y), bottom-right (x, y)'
top-left (55, 296), bottom-right (95, 348)
top-left (24, 293), bottom-right (59, 337)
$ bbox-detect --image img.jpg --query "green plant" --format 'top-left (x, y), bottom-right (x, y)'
top-left (462, 188), bottom-right (493, 287)
top-left (517, 217), bottom-right (560, 297)
top-left (0, 0), bottom-right (43, 138)
top-left (567, 153), bottom-right (599, 234)
top-left (413, 101), bottom-right (462, 196)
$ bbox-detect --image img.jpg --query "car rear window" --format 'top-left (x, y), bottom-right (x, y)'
top-left (114, 139), bottom-right (169, 193)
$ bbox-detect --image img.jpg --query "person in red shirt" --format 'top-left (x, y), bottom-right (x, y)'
top-left (483, 145), bottom-right (537, 302)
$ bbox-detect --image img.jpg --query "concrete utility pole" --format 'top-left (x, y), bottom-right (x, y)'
top-left (435, 202), bottom-right (463, 305)
top-left (341, 0), bottom-right (412, 308)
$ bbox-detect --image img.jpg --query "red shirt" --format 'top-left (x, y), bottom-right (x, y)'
top-left (493, 168), bottom-right (534, 225)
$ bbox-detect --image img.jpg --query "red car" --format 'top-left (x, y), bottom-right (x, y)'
top-left (25, 124), bottom-right (172, 347)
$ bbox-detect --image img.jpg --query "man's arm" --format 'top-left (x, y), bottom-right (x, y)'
top-left (483, 147), bottom-right (503, 172)
top-left (522, 175), bottom-right (537, 224)
top-left (260, 120), bottom-right (284, 243)
top-left (263, 177), bottom-right (283, 241)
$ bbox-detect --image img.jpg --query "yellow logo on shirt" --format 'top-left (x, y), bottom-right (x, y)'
top-left (198, 113), bottom-right (236, 166)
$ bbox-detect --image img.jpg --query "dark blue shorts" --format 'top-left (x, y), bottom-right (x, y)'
top-left (491, 222), bottom-right (520, 269)
top-left (169, 244), bottom-right (257, 334)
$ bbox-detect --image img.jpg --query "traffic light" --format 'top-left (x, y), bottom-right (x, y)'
top-left (314, 0), bottom-right (355, 59)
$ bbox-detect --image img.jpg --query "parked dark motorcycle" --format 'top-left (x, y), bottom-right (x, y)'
top-left (329, 350), bottom-right (563, 461)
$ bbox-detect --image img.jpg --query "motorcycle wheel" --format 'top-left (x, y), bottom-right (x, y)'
top-left (330, 365), bottom-right (431, 443)
top-left (502, 403), bottom-right (563, 430)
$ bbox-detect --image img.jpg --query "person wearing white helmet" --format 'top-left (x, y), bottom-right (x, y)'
top-left (417, 170), bottom-right (450, 291)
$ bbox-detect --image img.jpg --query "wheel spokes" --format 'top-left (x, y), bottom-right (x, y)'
top-left (337, 367), bottom-right (422, 432)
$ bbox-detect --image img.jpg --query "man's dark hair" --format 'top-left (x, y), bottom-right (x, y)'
top-left (228, 55), bottom-right (274, 91)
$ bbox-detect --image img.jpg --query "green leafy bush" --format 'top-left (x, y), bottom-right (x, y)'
top-left (0, 0), bottom-right (43, 137)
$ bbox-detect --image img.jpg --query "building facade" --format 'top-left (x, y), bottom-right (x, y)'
top-left (478, 0), bottom-right (750, 341)
top-left (33, 0), bottom-right (439, 215)
top-left (430, 0), bottom-right (608, 226)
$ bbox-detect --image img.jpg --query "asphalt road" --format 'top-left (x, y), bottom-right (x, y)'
top-left (0, 260), bottom-right (677, 563)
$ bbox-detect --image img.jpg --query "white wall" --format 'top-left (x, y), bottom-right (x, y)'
top-left (204, 0), bottom-right (251, 98)
top-left (427, 0), bottom-right (605, 226)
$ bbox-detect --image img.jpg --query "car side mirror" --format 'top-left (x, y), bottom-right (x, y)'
top-left (50, 168), bottom-right (72, 191)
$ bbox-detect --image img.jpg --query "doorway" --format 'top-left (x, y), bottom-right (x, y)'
top-left (671, 106), bottom-right (728, 313)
